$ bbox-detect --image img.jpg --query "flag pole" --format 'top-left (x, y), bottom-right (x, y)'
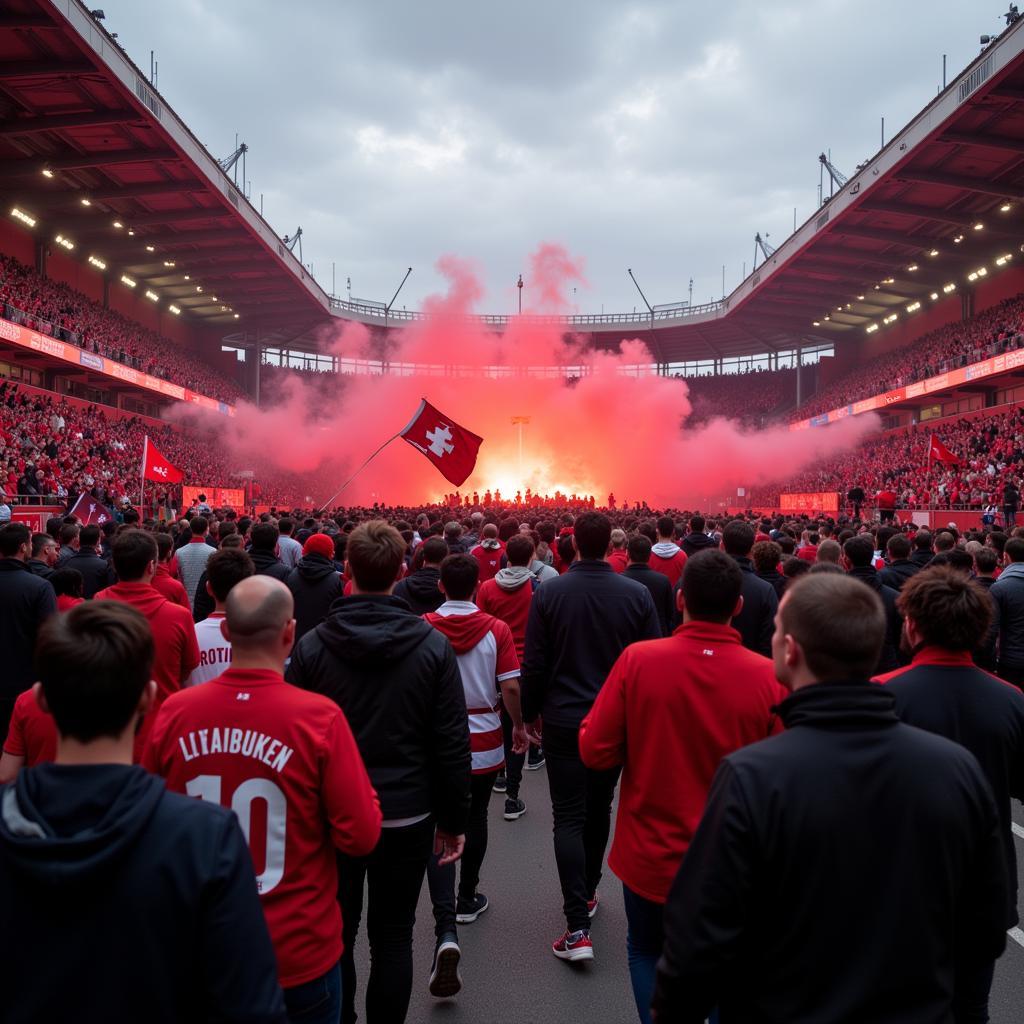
top-left (316, 401), bottom-right (426, 513)
top-left (140, 435), bottom-right (148, 515)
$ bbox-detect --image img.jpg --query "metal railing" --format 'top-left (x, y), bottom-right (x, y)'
top-left (328, 296), bottom-right (725, 326)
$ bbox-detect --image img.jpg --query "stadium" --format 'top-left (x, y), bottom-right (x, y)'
top-left (2, 2), bottom-right (1024, 1023)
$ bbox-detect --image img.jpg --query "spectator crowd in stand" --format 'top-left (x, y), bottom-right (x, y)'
top-left (682, 366), bottom-right (797, 427)
top-left (0, 253), bottom-right (245, 404)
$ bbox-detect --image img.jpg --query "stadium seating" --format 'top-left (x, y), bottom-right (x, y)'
top-left (682, 367), bottom-right (797, 426)
top-left (0, 253), bottom-right (246, 404)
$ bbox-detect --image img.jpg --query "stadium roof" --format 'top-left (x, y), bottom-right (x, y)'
top-left (2, 2), bottom-right (1024, 364)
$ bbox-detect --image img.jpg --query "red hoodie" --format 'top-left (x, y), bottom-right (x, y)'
top-left (424, 601), bottom-right (519, 773)
top-left (606, 549), bottom-right (628, 574)
top-left (477, 573), bottom-right (534, 660)
top-left (151, 563), bottom-right (190, 610)
top-left (579, 621), bottom-right (786, 903)
top-left (648, 542), bottom-right (688, 588)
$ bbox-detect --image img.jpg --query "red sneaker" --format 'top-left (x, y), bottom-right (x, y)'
top-left (552, 928), bottom-right (594, 962)
top-left (587, 894), bottom-right (599, 919)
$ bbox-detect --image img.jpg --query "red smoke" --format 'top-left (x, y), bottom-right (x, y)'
top-left (180, 244), bottom-right (878, 508)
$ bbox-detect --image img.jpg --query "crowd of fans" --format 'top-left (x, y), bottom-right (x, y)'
top-left (681, 366), bottom-right (797, 426)
top-left (0, 253), bottom-right (246, 404)
top-left (792, 292), bottom-right (1024, 420)
top-left (752, 405), bottom-right (1024, 510)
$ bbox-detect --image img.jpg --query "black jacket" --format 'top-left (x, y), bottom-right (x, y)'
top-left (974, 575), bottom-right (998, 669)
top-left (731, 557), bottom-right (778, 656)
top-left (990, 563), bottom-right (1024, 667)
top-left (756, 568), bottom-right (787, 600)
top-left (286, 595), bottom-right (470, 833)
top-left (654, 682), bottom-right (1007, 1024)
top-left (848, 565), bottom-right (903, 672)
top-left (0, 764), bottom-right (286, 1024)
top-left (878, 557), bottom-right (920, 591)
top-left (249, 548), bottom-right (291, 583)
top-left (63, 549), bottom-right (114, 599)
top-left (192, 569), bottom-right (214, 623)
top-left (909, 548), bottom-right (934, 571)
top-left (392, 566), bottom-right (445, 615)
top-left (623, 563), bottom-right (675, 637)
top-left (0, 559), bottom-right (56, 701)
top-left (521, 559), bottom-right (661, 728)
top-left (680, 531), bottom-right (716, 558)
top-left (286, 554), bottom-right (344, 643)
top-left (885, 652), bottom-right (1024, 927)
top-left (26, 558), bottom-right (53, 581)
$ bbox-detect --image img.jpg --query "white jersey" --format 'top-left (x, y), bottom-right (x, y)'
top-left (187, 612), bottom-right (233, 687)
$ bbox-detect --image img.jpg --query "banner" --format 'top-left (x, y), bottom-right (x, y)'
top-left (779, 492), bottom-right (841, 513)
top-left (400, 399), bottom-right (483, 487)
top-left (142, 436), bottom-right (185, 484)
top-left (182, 485), bottom-right (246, 511)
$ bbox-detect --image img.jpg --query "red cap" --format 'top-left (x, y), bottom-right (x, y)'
top-left (303, 534), bottom-right (336, 559)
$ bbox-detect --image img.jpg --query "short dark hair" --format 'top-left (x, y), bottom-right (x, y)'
top-left (681, 549), bottom-right (742, 622)
top-left (913, 530), bottom-right (933, 552)
top-left (689, 515), bottom-right (705, 533)
top-left (975, 547), bottom-right (998, 573)
top-left (111, 529), bottom-right (158, 581)
top-left (250, 523), bottom-right (280, 552)
top-left (31, 532), bottom-right (55, 557)
top-left (897, 566), bottom-right (992, 651)
top-left (656, 515), bottom-right (675, 539)
top-left (934, 531), bottom-right (956, 552)
top-left (887, 534), bottom-right (911, 560)
top-left (782, 556), bottom-right (810, 580)
top-left (843, 535), bottom-right (875, 568)
top-left (35, 602), bottom-right (154, 742)
top-left (206, 548), bottom-right (255, 603)
top-left (505, 534), bottom-right (534, 567)
top-left (0, 522), bottom-right (31, 557)
top-left (722, 520), bottom-right (755, 557)
top-left (79, 524), bottom-right (100, 548)
top-left (780, 574), bottom-right (885, 679)
top-left (421, 536), bottom-right (449, 566)
top-left (347, 520), bottom-right (405, 591)
top-left (59, 523), bottom-right (79, 546)
top-left (627, 534), bottom-right (652, 564)
top-left (440, 553), bottom-right (479, 601)
top-left (279, 516), bottom-right (295, 535)
top-left (1006, 537), bottom-right (1024, 563)
top-left (190, 515), bottom-right (209, 537)
top-left (156, 533), bottom-right (174, 561)
top-left (751, 540), bottom-right (782, 574)
top-left (50, 566), bottom-right (83, 598)
top-left (574, 512), bottom-right (612, 560)
top-left (557, 534), bottom-right (576, 566)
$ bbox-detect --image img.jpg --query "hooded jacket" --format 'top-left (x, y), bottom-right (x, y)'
top-left (878, 557), bottom-right (920, 591)
top-left (151, 562), bottom-right (189, 610)
top-left (654, 682), bottom-right (1008, 1024)
top-left (847, 565), bottom-right (903, 672)
top-left (0, 763), bottom-right (286, 1023)
top-left (249, 547), bottom-right (292, 584)
top-left (286, 553), bottom-right (344, 643)
top-left (990, 560), bottom-right (1024, 667)
top-left (0, 559), bottom-right (57, 702)
top-left (477, 569), bottom-right (534, 659)
top-left (878, 647), bottom-right (1024, 928)
top-left (680, 531), bottom-right (716, 557)
top-left (286, 595), bottom-right (470, 833)
top-left (392, 566), bottom-right (445, 615)
top-left (648, 541), bottom-right (688, 588)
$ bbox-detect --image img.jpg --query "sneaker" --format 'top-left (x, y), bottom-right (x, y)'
top-left (428, 934), bottom-right (462, 998)
top-left (552, 928), bottom-right (594, 962)
top-left (503, 797), bottom-right (526, 821)
top-left (525, 749), bottom-right (546, 771)
top-left (492, 772), bottom-right (507, 793)
top-left (587, 893), bottom-right (599, 919)
top-left (456, 892), bottom-right (489, 923)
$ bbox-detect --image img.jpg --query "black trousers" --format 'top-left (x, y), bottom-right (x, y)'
top-left (500, 703), bottom-right (525, 798)
top-left (427, 770), bottom-right (496, 937)
top-left (543, 722), bottom-right (621, 933)
top-left (337, 816), bottom-right (433, 1024)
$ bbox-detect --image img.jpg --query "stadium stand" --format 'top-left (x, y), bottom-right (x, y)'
top-left (682, 367), bottom-right (798, 426)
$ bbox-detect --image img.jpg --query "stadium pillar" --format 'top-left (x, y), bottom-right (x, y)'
top-left (796, 346), bottom-right (803, 406)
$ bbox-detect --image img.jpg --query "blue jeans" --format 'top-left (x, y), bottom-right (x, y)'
top-left (283, 962), bottom-right (341, 1024)
top-left (623, 884), bottom-right (662, 1024)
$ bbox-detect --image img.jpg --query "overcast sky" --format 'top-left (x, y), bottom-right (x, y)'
top-left (98, 1), bottom-right (997, 315)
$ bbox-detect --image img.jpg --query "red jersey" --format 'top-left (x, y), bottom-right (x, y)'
top-left (56, 594), bottom-right (84, 613)
top-left (648, 543), bottom-right (688, 588)
top-left (3, 688), bottom-right (56, 767)
top-left (476, 575), bottom-right (534, 660)
top-left (606, 549), bottom-right (628, 574)
top-left (143, 667), bottom-right (381, 988)
top-left (152, 563), bottom-right (190, 610)
top-left (579, 622), bottom-right (786, 903)
top-left (471, 542), bottom-right (505, 584)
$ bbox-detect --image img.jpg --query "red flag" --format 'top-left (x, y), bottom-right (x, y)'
top-left (68, 492), bottom-right (115, 526)
top-left (400, 399), bottom-right (483, 487)
top-left (928, 434), bottom-right (961, 466)
top-left (142, 436), bottom-right (184, 484)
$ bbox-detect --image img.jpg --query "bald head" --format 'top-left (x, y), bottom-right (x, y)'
top-left (224, 576), bottom-right (294, 653)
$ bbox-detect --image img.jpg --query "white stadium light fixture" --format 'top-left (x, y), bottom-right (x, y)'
top-left (856, 294), bottom-right (865, 300)
top-left (974, 222), bottom-right (984, 231)
top-left (954, 234), bottom-right (964, 244)
top-left (883, 313), bottom-right (898, 324)
top-left (183, 274), bottom-right (190, 280)
top-left (233, 313), bottom-right (240, 319)
top-left (127, 229), bottom-right (135, 236)
top-left (930, 292), bottom-right (939, 300)
top-left (11, 207), bottom-right (36, 228)
top-left (55, 234), bottom-right (74, 250)
top-left (929, 249), bottom-right (939, 257)
top-left (169, 304), bottom-right (181, 315)
top-left (968, 272), bottom-right (978, 281)
top-left (977, 266), bottom-right (988, 276)
top-left (996, 253), bottom-right (1014, 266)
top-left (87, 255), bottom-right (106, 270)
top-left (145, 245), bottom-right (155, 252)
top-left (144, 290), bottom-right (159, 302)
top-left (211, 295), bottom-right (218, 302)
top-left (163, 260), bottom-right (175, 267)
top-left (80, 198), bottom-right (91, 207)
top-left (120, 274), bottom-right (136, 288)
top-left (906, 301), bottom-right (921, 313)
top-left (41, 168), bottom-right (54, 178)
top-left (112, 220), bottom-right (123, 228)
top-left (943, 282), bottom-right (956, 293)
top-left (1001, 202), bottom-right (1012, 212)
top-left (866, 323), bottom-right (879, 333)
top-left (812, 321), bottom-right (821, 327)
top-left (196, 286), bottom-right (203, 292)
top-left (907, 264), bottom-right (918, 272)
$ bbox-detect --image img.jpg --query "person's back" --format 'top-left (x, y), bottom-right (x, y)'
top-left (393, 536), bottom-right (448, 615)
top-left (276, 518), bottom-right (303, 570)
top-left (715, 520), bottom-right (778, 656)
top-left (990, 536), bottom-right (1024, 687)
top-left (145, 576), bottom-right (381, 1018)
top-left (476, 534), bottom-right (538, 660)
top-left (151, 533), bottom-right (189, 610)
top-left (249, 523), bottom-right (292, 583)
top-left (62, 525), bottom-right (113, 598)
top-left (878, 566), bottom-right (1024, 945)
top-left (843, 535), bottom-right (902, 672)
top-left (175, 516), bottom-right (216, 607)
top-left (621, 534), bottom-right (674, 636)
top-left (0, 601), bottom-right (286, 1024)
top-left (680, 516), bottom-right (715, 558)
top-left (879, 533), bottom-right (919, 591)
top-left (470, 525), bottom-right (505, 584)
top-left (654, 573), bottom-right (1007, 1024)
top-left (285, 535), bottom-right (344, 643)
top-left (648, 516), bottom-right (687, 587)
